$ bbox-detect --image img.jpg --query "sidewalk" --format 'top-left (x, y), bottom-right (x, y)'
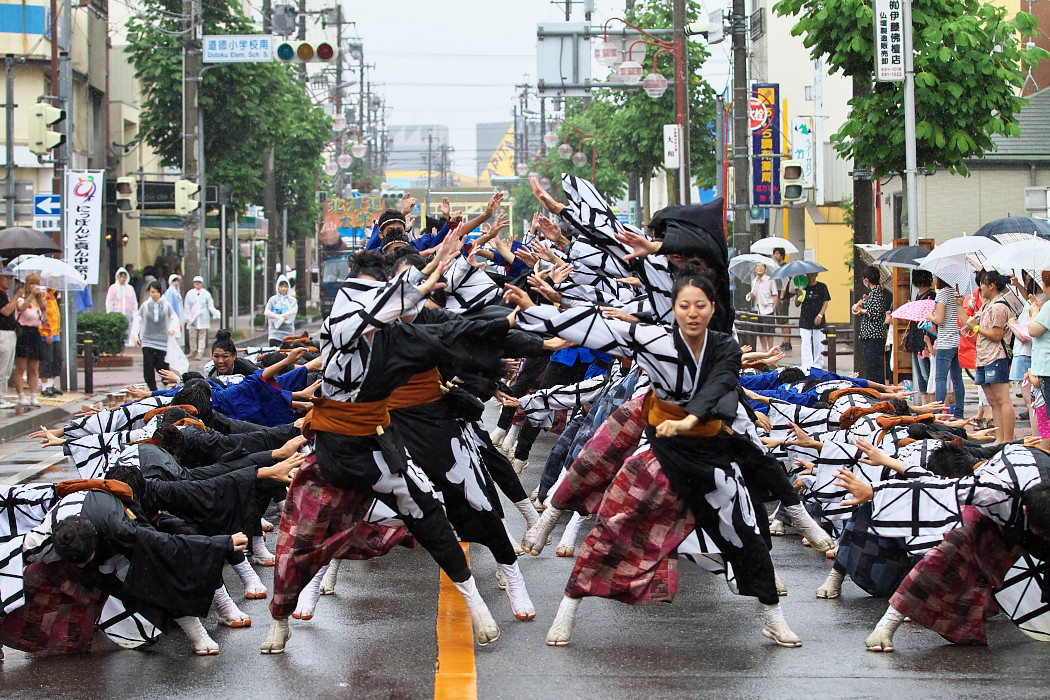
top-left (0, 318), bottom-right (323, 443)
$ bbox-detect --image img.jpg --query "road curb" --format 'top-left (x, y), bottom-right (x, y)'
top-left (0, 405), bottom-right (71, 443)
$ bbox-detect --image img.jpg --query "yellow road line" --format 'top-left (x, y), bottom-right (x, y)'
top-left (434, 544), bottom-right (478, 700)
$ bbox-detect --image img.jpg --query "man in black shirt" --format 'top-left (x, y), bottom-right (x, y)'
top-left (795, 272), bottom-right (831, 370)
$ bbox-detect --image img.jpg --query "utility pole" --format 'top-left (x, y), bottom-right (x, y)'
top-left (673, 0), bottom-right (691, 204)
top-left (903, 0), bottom-right (918, 245)
top-left (264, 148), bottom-right (277, 309)
top-left (4, 56), bottom-right (15, 228)
top-left (425, 130), bottom-right (433, 216)
top-left (182, 0), bottom-right (202, 282)
top-left (731, 0), bottom-right (751, 253)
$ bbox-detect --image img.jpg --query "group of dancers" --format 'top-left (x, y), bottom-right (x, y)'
top-left (0, 174), bottom-right (1048, 663)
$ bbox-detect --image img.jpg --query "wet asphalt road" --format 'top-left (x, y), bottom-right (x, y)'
top-left (1, 414), bottom-right (1049, 699)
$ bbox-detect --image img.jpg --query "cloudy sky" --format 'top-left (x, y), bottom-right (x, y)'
top-left (339, 0), bottom-right (733, 175)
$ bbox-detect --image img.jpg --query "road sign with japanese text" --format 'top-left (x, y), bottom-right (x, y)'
top-left (204, 35), bottom-right (274, 63)
top-left (874, 0), bottom-right (905, 82)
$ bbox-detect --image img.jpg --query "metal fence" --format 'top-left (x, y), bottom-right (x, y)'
top-left (734, 310), bottom-right (853, 372)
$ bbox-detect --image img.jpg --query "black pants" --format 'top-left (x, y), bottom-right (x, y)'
top-left (470, 421), bottom-right (528, 502)
top-left (142, 346), bottom-right (168, 391)
top-left (861, 337), bottom-right (886, 384)
top-left (496, 356), bottom-right (549, 429)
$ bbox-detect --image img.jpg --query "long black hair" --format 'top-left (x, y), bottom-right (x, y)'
top-left (171, 378), bottom-right (214, 427)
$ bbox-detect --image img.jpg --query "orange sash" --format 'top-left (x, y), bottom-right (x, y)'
top-left (387, 369), bottom-right (445, 410)
top-left (839, 401), bottom-right (895, 430)
top-left (828, 387), bottom-right (882, 403)
top-left (874, 413), bottom-right (934, 444)
top-left (56, 479), bottom-right (135, 503)
top-left (643, 390), bottom-right (725, 437)
top-left (302, 396), bottom-right (390, 438)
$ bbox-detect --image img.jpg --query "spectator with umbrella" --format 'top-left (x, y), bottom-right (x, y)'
top-left (926, 275), bottom-right (965, 418)
top-left (0, 267), bottom-right (19, 409)
top-left (852, 265), bottom-right (894, 384)
top-left (13, 273), bottom-right (46, 406)
top-left (38, 287), bottom-right (62, 397)
top-left (902, 269), bottom-right (936, 403)
top-left (772, 260), bottom-right (829, 369)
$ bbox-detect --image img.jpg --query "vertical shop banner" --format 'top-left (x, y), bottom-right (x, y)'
top-left (751, 83), bottom-right (781, 207)
top-left (63, 170), bottom-right (103, 285)
top-left (874, 0), bottom-right (905, 82)
top-left (791, 116), bottom-right (815, 188)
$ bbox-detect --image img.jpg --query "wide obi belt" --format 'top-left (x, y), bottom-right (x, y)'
top-left (303, 396), bottom-right (390, 438)
top-left (643, 390), bottom-right (724, 437)
top-left (387, 368), bottom-right (444, 410)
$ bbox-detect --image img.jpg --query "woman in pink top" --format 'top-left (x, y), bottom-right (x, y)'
top-left (14, 273), bottom-right (46, 406)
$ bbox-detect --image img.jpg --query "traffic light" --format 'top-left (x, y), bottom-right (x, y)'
top-left (780, 159), bottom-right (806, 204)
top-left (28, 102), bottom-right (65, 155)
top-left (115, 177), bottom-right (138, 213)
top-left (175, 179), bottom-right (201, 216)
top-left (273, 41), bottom-right (337, 63)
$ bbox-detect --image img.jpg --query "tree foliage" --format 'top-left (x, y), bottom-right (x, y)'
top-left (773, 0), bottom-right (1050, 176)
top-left (125, 0), bottom-right (331, 245)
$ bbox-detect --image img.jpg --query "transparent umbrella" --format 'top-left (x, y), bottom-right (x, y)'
top-left (10, 256), bottom-right (88, 291)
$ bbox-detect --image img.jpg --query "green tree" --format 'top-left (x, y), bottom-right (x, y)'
top-left (125, 0), bottom-right (331, 268)
top-left (511, 0), bottom-right (717, 224)
top-left (773, 0), bottom-right (1049, 176)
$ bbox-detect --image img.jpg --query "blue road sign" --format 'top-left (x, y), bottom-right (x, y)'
top-left (34, 194), bottom-right (61, 216)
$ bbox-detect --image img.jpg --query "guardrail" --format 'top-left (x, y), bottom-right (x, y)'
top-left (734, 310), bottom-right (853, 373)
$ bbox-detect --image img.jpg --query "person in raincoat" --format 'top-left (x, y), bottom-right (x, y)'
top-left (264, 275), bottom-right (296, 346)
top-left (105, 267), bottom-right (138, 346)
top-left (183, 276), bottom-right (220, 361)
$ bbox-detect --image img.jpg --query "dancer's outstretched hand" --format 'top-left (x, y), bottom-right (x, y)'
top-left (834, 468), bottom-right (874, 506)
top-left (503, 284), bottom-right (535, 310)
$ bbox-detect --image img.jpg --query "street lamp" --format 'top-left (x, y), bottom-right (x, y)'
top-left (350, 142), bottom-right (368, 159)
top-left (594, 39), bottom-right (622, 69)
top-left (542, 131), bottom-right (560, 149)
top-left (603, 17), bottom-right (691, 204)
top-left (571, 151), bottom-right (589, 168)
top-left (557, 142), bottom-right (574, 160)
top-left (515, 162), bottom-right (529, 177)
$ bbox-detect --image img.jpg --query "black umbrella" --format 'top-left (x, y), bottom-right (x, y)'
top-left (973, 216), bottom-right (1050, 241)
top-left (0, 226), bottom-right (61, 257)
top-left (873, 245), bottom-right (929, 269)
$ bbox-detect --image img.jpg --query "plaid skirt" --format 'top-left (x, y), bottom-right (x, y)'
top-left (835, 503), bottom-right (918, 598)
top-left (890, 507), bottom-right (1024, 645)
top-left (565, 450), bottom-right (694, 605)
top-left (270, 454), bottom-right (414, 619)
top-left (551, 395), bottom-right (646, 516)
top-left (0, 561), bottom-right (105, 655)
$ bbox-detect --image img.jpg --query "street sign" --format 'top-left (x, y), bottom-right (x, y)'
top-left (663, 124), bottom-right (681, 170)
top-left (873, 0), bottom-right (905, 82)
top-left (33, 193), bottom-right (61, 231)
top-left (536, 23), bottom-right (592, 98)
top-left (34, 193), bottom-right (60, 216)
top-left (748, 95), bottom-right (771, 132)
top-left (751, 84), bottom-right (782, 207)
top-left (790, 116), bottom-right (815, 187)
top-left (64, 171), bottom-right (103, 285)
top-left (204, 35), bottom-right (274, 63)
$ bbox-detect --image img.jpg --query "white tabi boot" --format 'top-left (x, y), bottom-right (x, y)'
top-left (260, 618), bottom-right (291, 654)
top-left (521, 505), bottom-right (563, 555)
top-left (816, 569), bottom-right (844, 599)
top-left (760, 603), bottom-right (803, 647)
top-left (498, 562), bottom-right (536, 621)
top-left (513, 498), bottom-right (540, 530)
top-left (260, 517), bottom-right (275, 532)
top-left (250, 535), bottom-right (275, 566)
top-left (495, 566), bottom-right (507, 590)
top-left (501, 424), bottom-right (521, 457)
top-left (556, 512), bottom-right (587, 557)
top-left (865, 606), bottom-right (904, 652)
top-left (233, 559), bottom-right (268, 599)
top-left (511, 458), bottom-right (529, 475)
top-left (320, 559), bottom-right (341, 595)
top-left (453, 577), bottom-right (500, 646)
top-left (545, 596), bottom-right (580, 646)
top-left (774, 572), bottom-right (789, 596)
top-left (292, 564), bottom-right (329, 620)
top-left (784, 504), bottom-right (835, 552)
top-left (213, 585), bottom-right (252, 628)
top-left (176, 616), bottom-right (220, 655)
top-left (490, 426), bottom-right (508, 448)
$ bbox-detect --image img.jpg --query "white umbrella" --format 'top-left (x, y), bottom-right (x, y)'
top-left (750, 237), bottom-right (799, 255)
top-left (985, 239), bottom-right (1050, 273)
top-left (10, 255), bottom-right (88, 291)
top-left (728, 253), bottom-right (778, 282)
top-left (919, 236), bottom-right (1000, 293)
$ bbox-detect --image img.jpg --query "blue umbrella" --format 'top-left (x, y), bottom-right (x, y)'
top-left (769, 259), bottom-right (827, 280)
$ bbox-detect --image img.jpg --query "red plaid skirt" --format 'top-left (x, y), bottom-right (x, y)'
top-left (565, 450), bottom-right (695, 605)
top-left (891, 507), bottom-right (1024, 645)
top-left (0, 561), bottom-right (105, 655)
top-left (552, 396), bottom-right (646, 515)
top-left (270, 454), bottom-right (414, 619)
